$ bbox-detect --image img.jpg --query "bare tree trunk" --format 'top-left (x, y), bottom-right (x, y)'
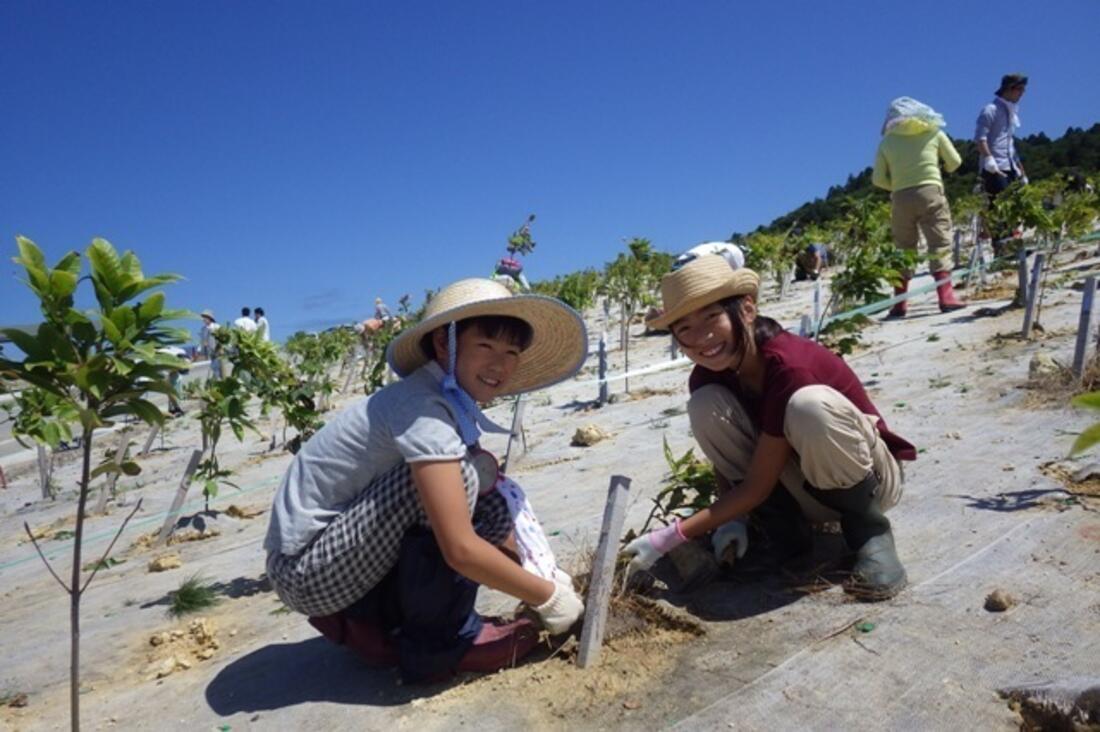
top-left (623, 305), bottom-right (631, 394)
top-left (71, 430), bottom-right (93, 732)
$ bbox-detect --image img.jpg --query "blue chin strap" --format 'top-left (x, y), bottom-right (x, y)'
top-left (440, 322), bottom-right (511, 447)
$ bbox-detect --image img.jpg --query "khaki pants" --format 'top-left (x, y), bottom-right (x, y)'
top-left (891, 183), bottom-right (953, 274)
top-left (687, 384), bottom-right (902, 523)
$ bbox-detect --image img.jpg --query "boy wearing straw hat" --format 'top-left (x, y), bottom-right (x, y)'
top-left (623, 256), bottom-right (915, 600)
top-left (264, 277), bottom-right (587, 682)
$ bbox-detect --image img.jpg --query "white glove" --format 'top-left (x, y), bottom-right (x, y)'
top-left (981, 157), bottom-right (1004, 175)
top-left (1020, 175), bottom-right (1029, 185)
top-left (551, 567), bottom-right (574, 590)
top-left (534, 582), bottom-right (584, 634)
top-left (712, 519), bottom-right (749, 565)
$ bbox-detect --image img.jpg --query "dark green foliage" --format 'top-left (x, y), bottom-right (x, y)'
top-left (639, 438), bottom-right (719, 534)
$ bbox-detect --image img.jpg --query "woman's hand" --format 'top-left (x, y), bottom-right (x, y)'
top-left (622, 519), bottom-right (688, 579)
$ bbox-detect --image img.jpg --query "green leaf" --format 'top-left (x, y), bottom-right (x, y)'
top-left (48, 268), bottom-right (79, 298)
top-left (204, 480), bottom-right (219, 500)
top-left (127, 398), bottom-right (165, 426)
top-left (120, 460), bottom-right (142, 476)
top-left (87, 238), bottom-right (124, 296)
top-left (1070, 423), bottom-right (1100, 457)
top-left (15, 236), bottom-right (47, 271)
top-left (118, 250), bottom-right (144, 281)
top-left (1071, 392), bottom-right (1100, 411)
top-left (53, 250), bottom-right (82, 277)
top-left (138, 292), bottom-right (165, 321)
top-left (90, 462), bottom-right (119, 480)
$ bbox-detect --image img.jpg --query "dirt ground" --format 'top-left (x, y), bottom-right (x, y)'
top-left (3, 244), bottom-right (1100, 730)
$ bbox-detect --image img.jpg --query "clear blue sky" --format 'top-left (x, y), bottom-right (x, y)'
top-left (2, 0), bottom-right (1098, 344)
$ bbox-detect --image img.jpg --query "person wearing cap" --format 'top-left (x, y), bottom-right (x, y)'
top-left (264, 277), bottom-right (588, 682)
top-left (623, 256), bottom-right (915, 600)
top-left (873, 97), bottom-right (966, 317)
top-left (198, 310), bottom-right (223, 379)
top-left (976, 73), bottom-right (1029, 249)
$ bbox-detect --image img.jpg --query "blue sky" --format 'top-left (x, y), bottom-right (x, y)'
top-left (2, 0), bottom-right (1098, 344)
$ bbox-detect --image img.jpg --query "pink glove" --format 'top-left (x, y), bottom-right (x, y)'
top-left (623, 519), bottom-right (688, 575)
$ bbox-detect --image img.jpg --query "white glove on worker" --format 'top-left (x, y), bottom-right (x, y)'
top-left (534, 581), bottom-right (584, 634)
top-left (711, 519), bottom-right (749, 565)
top-left (982, 157), bottom-right (1005, 176)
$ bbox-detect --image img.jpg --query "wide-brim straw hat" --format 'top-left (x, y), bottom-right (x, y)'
top-left (646, 255), bottom-right (760, 330)
top-left (386, 278), bottom-right (587, 396)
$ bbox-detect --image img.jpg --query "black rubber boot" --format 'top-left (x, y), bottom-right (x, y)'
top-left (803, 473), bottom-right (906, 601)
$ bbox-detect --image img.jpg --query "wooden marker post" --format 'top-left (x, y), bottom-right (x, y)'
top-left (155, 449), bottom-right (203, 546)
top-left (501, 395), bottom-right (527, 473)
top-left (139, 423), bottom-right (160, 457)
top-left (1022, 253), bottom-right (1045, 339)
top-left (1072, 276), bottom-right (1097, 379)
top-left (1016, 250), bottom-right (1029, 308)
top-left (597, 333), bottom-right (609, 407)
top-left (577, 475), bottom-right (631, 669)
top-left (814, 278), bottom-right (822, 325)
top-left (799, 314), bottom-right (812, 338)
top-left (36, 444), bottom-right (52, 499)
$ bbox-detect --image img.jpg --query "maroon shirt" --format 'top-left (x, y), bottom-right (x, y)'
top-left (688, 331), bottom-right (917, 461)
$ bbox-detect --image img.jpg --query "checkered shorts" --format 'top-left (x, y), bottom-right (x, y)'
top-left (266, 455), bottom-right (513, 617)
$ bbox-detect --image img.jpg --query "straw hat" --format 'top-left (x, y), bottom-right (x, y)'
top-left (386, 278), bottom-right (587, 396)
top-left (646, 255), bottom-right (760, 330)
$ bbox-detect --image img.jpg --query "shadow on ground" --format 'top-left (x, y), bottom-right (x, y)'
top-left (141, 574), bottom-right (273, 610)
top-left (948, 488), bottom-right (1075, 513)
top-left (205, 637), bottom-right (444, 714)
top-left (658, 534), bottom-right (849, 622)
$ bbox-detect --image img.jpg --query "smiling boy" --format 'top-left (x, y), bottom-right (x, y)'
top-left (265, 278), bottom-right (588, 682)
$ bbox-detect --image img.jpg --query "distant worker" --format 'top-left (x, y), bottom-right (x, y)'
top-left (674, 241), bottom-right (745, 272)
top-left (975, 73), bottom-right (1029, 252)
top-left (794, 243), bottom-right (828, 282)
top-left (873, 97), bottom-right (965, 318)
top-left (199, 310), bottom-right (223, 379)
top-left (374, 297), bottom-right (392, 321)
top-left (493, 256), bottom-right (530, 292)
top-left (254, 307), bottom-right (271, 342)
top-left (234, 307), bottom-right (258, 333)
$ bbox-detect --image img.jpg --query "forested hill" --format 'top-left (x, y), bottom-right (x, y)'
top-left (751, 122), bottom-right (1100, 236)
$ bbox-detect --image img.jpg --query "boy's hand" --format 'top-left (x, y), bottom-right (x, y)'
top-left (535, 582), bottom-right (584, 634)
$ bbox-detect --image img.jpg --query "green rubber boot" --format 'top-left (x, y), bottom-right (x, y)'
top-left (804, 473), bottom-right (906, 601)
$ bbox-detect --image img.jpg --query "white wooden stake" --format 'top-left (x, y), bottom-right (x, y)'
top-left (139, 423), bottom-right (160, 457)
top-left (597, 333), bottom-right (609, 406)
top-left (1073, 276), bottom-right (1097, 378)
top-left (1022, 253), bottom-right (1045, 339)
top-left (577, 475), bottom-right (631, 669)
top-left (155, 449), bottom-right (203, 546)
top-left (37, 444), bottom-right (52, 499)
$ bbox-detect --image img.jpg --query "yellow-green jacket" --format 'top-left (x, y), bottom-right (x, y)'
top-left (872, 120), bottom-right (962, 193)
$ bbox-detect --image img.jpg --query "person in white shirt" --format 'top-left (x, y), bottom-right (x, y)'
top-left (234, 307), bottom-right (258, 333)
top-left (254, 307), bottom-right (271, 341)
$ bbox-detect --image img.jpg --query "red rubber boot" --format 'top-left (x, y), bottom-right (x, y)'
top-left (933, 270), bottom-right (966, 313)
top-left (885, 278), bottom-right (909, 319)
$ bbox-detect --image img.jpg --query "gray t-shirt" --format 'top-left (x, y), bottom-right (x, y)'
top-left (264, 361), bottom-right (466, 556)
